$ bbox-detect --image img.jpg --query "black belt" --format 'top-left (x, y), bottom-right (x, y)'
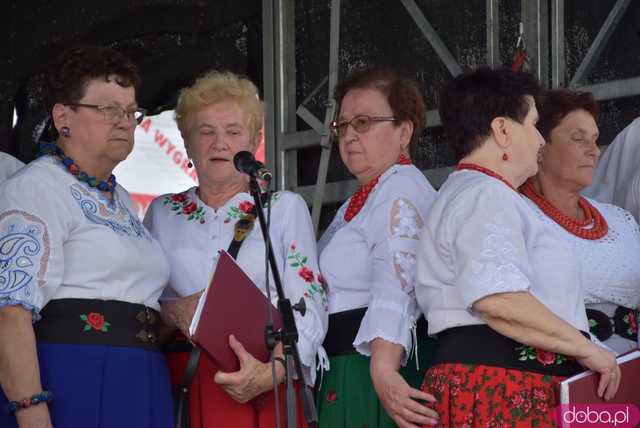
top-left (163, 331), bottom-right (194, 354)
top-left (35, 298), bottom-right (161, 352)
top-left (323, 307), bottom-right (429, 357)
top-left (432, 325), bottom-right (586, 377)
top-left (587, 306), bottom-right (638, 342)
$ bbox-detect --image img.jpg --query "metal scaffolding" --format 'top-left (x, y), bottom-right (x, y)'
top-left (262, 0), bottom-right (640, 233)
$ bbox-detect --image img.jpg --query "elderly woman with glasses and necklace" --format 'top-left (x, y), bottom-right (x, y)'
top-left (0, 46), bottom-right (173, 428)
top-left (316, 67), bottom-right (439, 428)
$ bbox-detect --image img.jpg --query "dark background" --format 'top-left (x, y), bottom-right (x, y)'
top-left (3, 1), bottom-right (640, 218)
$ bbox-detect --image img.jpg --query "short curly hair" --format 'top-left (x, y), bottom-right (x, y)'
top-left (334, 67), bottom-right (426, 158)
top-left (536, 89), bottom-right (599, 143)
top-left (44, 45), bottom-right (140, 114)
top-left (174, 70), bottom-right (264, 141)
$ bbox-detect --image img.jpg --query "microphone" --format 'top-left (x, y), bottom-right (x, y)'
top-left (233, 151), bottom-right (273, 182)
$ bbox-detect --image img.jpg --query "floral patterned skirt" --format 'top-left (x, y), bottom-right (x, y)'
top-left (421, 363), bottom-right (565, 428)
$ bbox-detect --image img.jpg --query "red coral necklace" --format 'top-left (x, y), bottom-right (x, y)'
top-left (456, 162), bottom-right (515, 191)
top-left (520, 180), bottom-right (608, 240)
top-left (344, 154), bottom-right (412, 222)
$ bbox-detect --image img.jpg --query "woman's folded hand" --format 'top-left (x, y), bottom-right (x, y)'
top-left (213, 335), bottom-right (285, 403)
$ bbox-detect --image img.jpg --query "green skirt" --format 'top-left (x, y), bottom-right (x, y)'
top-left (316, 338), bottom-right (438, 428)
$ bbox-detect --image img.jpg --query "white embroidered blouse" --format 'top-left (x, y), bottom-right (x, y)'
top-left (144, 188), bottom-right (328, 385)
top-left (0, 151), bottom-right (25, 184)
top-left (416, 170), bottom-right (590, 335)
top-left (0, 156), bottom-right (170, 316)
top-left (525, 197), bottom-right (640, 353)
top-left (318, 164), bottom-right (437, 363)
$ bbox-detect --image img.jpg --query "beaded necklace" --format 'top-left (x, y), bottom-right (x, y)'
top-left (343, 154), bottom-right (412, 222)
top-left (49, 144), bottom-right (117, 193)
top-left (520, 180), bottom-right (608, 240)
top-left (456, 162), bottom-right (515, 191)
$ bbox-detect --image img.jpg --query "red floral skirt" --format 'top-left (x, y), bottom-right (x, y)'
top-left (421, 363), bottom-right (565, 428)
top-left (168, 350), bottom-right (310, 428)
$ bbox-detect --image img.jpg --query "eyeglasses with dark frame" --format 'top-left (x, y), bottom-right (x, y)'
top-left (329, 115), bottom-right (398, 138)
top-left (66, 103), bottom-right (147, 125)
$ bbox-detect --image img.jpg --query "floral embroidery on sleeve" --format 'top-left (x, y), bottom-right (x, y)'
top-left (287, 244), bottom-right (328, 310)
top-left (471, 211), bottom-right (529, 290)
top-left (390, 198), bottom-right (423, 290)
top-left (163, 192), bottom-right (206, 224)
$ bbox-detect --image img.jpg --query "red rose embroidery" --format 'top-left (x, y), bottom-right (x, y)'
top-left (535, 400), bottom-right (548, 413)
top-left (510, 394), bottom-right (524, 407)
top-left (535, 349), bottom-right (556, 366)
top-left (628, 312), bottom-right (638, 333)
top-left (318, 274), bottom-right (329, 294)
top-left (171, 193), bottom-right (188, 202)
top-left (326, 390), bottom-right (337, 403)
top-left (182, 202), bottom-right (197, 215)
top-left (87, 312), bottom-right (105, 330)
top-left (521, 399), bottom-right (532, 414)
top-left (239, 201), bottom-right (255, 214)
top-left (533, 388), bottom-right (546, 400)
top-left (298, 267), bottom-right (314, 283)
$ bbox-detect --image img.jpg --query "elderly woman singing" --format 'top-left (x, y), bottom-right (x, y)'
top-left (144, 70), bottom-right (327, 428)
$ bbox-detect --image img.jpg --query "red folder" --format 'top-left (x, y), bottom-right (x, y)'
top-left (188, 250), bottom-right (283, 372)
top-left (559, 349), bottom-right (640, 405)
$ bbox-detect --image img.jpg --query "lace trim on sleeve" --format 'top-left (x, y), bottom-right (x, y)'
top-left (390, 198), bottom-right (423, 291)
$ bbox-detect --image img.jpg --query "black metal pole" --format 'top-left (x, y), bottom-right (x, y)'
top-left (248, 177), bottom-right (318, 428)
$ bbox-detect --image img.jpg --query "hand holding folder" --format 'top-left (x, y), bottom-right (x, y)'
top-left (188, 250), bottom-right (283, 372)
top-left (559, 349), bottom-right (640, 405)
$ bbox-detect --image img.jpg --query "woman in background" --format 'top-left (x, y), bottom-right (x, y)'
top-left (0, 151), bottom-right (24, 183)
top-left (522, 89), bottom-right (639, 354)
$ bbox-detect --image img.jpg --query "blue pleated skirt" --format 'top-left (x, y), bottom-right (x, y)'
top-left (0, 343), bottom-right (173, 428)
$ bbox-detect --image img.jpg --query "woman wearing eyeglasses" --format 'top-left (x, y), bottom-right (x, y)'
top-left (0, 46), bottom-right (173, 428)
top-left (316, 67), bottom-right (439, 428)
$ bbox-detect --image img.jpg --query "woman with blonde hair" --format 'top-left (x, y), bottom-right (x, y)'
top-left (144, 70), bottom-right (327, 427)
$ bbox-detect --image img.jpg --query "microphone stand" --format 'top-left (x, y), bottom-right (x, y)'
top-left (248, 176), bottom-right (318, 428)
